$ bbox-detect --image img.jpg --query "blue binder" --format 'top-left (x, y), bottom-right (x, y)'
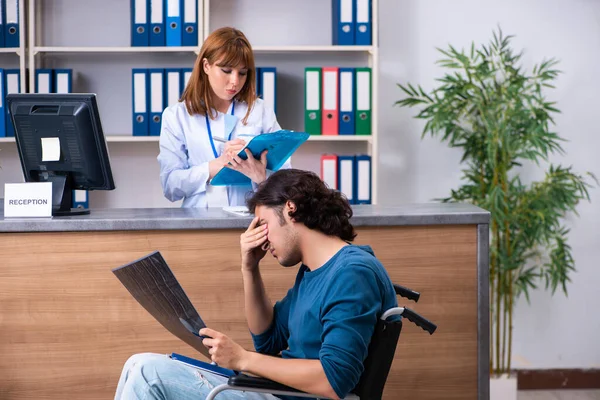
top-left (354, 154), bottom-right (371, 204)
top-left (131, 0), bottom-right (149, 46)
top-left (72, 190), bottom-right (89, 209)
top-left (255, 67), bottom-right (261, 98)
top-left (338, 67), bottom-right (355, 135)
top-left (182, 0), bottom-right (198, 46)
top-left (166, 0), bottom-right (182, 46)
top-left (53, 69), bottom-right (72, 93)
top-left (337, 155), bottom-right (356, 204)
top-left (0, 69), bottom-right (6, 138)
top-left (332, 0), bottom-right (354, 45)
top-left (150, 0), bottom-right (166, 46)
top-left (170, 353), bottom-right (238, 378)
top-left (5, 0), bottom-right (19, 48)
top-left (210, 130), bottom-right (309, 186)
top-left (0, 0), bottom-right (5, 48)
top-left (132, 68), bottom-right (149, 136)
top-left (259, 67), bottom-right (277, 115)
top-left (355, 0), bottom-right (372, 46)
top-left (4, 69), bottom-right (20, 137)
top-left (35, 69), bottom-right (54, 93)
top-left (148, 68), bottom-right (164, 136)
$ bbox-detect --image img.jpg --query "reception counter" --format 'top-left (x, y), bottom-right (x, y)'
top-left (0, 204), bottom-right (490, 399)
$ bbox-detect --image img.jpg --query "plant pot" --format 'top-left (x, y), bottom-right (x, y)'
top-left (490, 373), bottom-right (517, 400)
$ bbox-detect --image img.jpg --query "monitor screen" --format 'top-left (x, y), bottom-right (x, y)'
top-left (7, 93), bottom-right (115, 216)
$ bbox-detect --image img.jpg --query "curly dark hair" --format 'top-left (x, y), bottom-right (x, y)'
top-left (246, 169), bottom-right (356, 242)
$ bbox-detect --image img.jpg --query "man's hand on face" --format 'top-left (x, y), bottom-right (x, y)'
top-left (240, 216), bottom-right (268, 271)
top-left (200, 328), bottom-right (250, 371)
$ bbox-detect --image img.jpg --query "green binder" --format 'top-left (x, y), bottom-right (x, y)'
top-left (304, 67), bottom-right (322, 135)
top-left (355, 67), bottom-right (372, 135)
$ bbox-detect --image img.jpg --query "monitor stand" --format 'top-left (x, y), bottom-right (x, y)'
top-left (47, 174), bottom-right (90, 216)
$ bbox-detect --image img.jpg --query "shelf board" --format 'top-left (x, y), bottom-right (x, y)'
top-left (0, 48), bottom-right (20, 54)
top-left (31, 45), bottom-right (373, 55)
top-left (33, 46), bottom-right (199, 54)
top-left (103, 134), bottom-right (372, 142)
top-left (1, 135), bottom-right (372, 144)
top-left (252, 45), bottom-right (374, 53)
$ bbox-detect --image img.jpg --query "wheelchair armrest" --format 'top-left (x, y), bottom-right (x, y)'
top-left (228, 374), bottom-right (304, 394)
top-left (393, 284), bottom-right (420, 302)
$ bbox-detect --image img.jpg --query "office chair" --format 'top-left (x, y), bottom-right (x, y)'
top-left (206, 284), bottom-right (437, 400)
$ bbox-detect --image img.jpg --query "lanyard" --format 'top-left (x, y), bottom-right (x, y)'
top-left (206, 102), bottom-right (235, 159)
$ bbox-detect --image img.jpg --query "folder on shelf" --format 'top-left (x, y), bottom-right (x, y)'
top-left (322, 66), bottom-right (339, 135)
top-left (304, 67), bottom-right (321, 135)
top-left (338, 155), bottom-right (355, 204)
top-left (320, 154), bottom-right (338, 190)
top-left (338, 67), bottom-right (355, 135)
top-left (73, 189), bottom-right (89, 209)
top-left (148, 68), bottom-right (164, 136)
top-left (355, 154), bottom-right (371, 204)
top-left (5, 0), bottom-right (18, 48)
top-left (0, 69), bottom-right (5, 137)
top-left (332, 0), bottom-right (354, 45)
top-left (181, 67), bottom-right (192, 93)
top-left (259, 67), bottom-right (277, 115)
top-left (0, 0), bottom-right (5, 48)
top-left (54, 69), bottom-right (72, 94)
top-left (255, 67), bottom-right (262, 99)
top-left (182, 0), bottom-right (198, 46)
top-left (150, 0), bottom-right (166, 47)
top-left (355, 67), bottom-right (371, 135)
top-left (166, 0), bottom-right (182, 47)
top-left (132, 68), bottom-right (149, 136)
top-left (355, 0), bottom-right (372, 46)
top-left (165, 68), bottom-right (181, 107)
top-left (35, 69), bottom-right (54, 93)
top-left (131, 0), bottom-right (149, 46)
top-left (210, 130), bottom-right (309, 186)
top-left (4, 69), bottom-right (20, 137)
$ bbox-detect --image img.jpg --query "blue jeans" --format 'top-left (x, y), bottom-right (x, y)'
top-left (114, 353), bottom-right (280, 400)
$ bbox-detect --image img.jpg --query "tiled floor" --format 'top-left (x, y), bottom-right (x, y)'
top-left (519, 390), bottom-right (600, 400)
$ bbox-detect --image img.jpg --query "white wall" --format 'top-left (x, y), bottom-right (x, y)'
top-left (0, 0), bottom-right (598, 369)
top-left (380, 0), bottom-right (600, 369)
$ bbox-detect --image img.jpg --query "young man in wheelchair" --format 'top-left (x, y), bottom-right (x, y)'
top-left (115, 169), bottom-right (398, 400)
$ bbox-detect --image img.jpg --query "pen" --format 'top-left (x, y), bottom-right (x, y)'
top-left (212, 136), bottom-right (227, 143)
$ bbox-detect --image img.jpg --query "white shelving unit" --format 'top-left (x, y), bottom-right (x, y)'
top-left (11, 0), bottom-right (379, 204)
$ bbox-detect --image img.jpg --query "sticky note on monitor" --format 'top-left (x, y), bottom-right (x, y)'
top-left (41, 137), bottom-right (61, 162)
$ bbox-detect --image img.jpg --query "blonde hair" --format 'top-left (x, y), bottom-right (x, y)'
top-left (181, 27), bottom-right (257, 124)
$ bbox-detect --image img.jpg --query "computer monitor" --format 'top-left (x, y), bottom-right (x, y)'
top-left (6, 93), bottom-right (115, 216)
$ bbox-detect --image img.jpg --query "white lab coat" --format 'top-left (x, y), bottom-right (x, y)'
top-left (157, 98), bottom-right (291, 208)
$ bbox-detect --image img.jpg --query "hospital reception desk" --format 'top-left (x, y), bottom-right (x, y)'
top-left (0, 203), bottom-right (490, 400)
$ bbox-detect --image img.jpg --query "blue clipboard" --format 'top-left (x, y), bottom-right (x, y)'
top-left (210, 130), bottom-right (310, 186)
top-left (170, 352), bottom-right (239, 378)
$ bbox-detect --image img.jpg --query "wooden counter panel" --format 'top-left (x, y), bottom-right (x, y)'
top-left (0, 225), bottom-right (477, 399)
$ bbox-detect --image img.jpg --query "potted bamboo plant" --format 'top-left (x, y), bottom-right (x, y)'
top-left (395, 28), bottom-right (595, 399)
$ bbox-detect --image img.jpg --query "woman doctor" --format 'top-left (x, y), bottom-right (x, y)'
top-left (157, 27), bottom-right (290, 207)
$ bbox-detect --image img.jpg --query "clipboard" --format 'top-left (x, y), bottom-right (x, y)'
top-left (210, 130), bottom-right (310, 186)
top-left (170, 352), bottom-right (239, 378)
top-left (112, 251), bottom-right (211, 359)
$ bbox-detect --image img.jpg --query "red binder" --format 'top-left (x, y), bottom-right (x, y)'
top-left (320, 154), bottom-right (338, 190)
top-left (322, 67), bottom-right (339, 135)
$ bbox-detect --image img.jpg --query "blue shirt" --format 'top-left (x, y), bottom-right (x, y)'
top-left (157, 98), bottom-right (292, 207)
top-left (252, 245), bottom-right (398, 399)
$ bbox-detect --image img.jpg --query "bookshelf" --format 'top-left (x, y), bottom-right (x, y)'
top-left (12, 0), bottom-right (379, 204)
